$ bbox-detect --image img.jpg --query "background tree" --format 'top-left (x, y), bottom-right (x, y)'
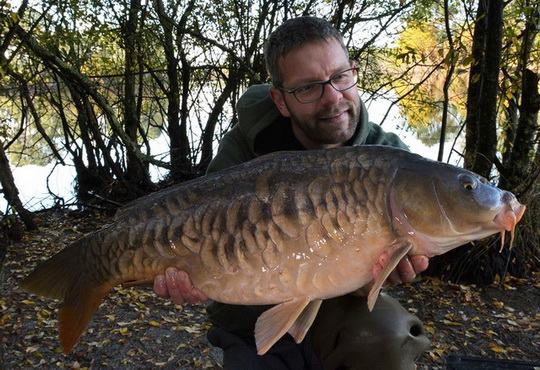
top-left (0, 0), bottom-right (538, 281)
top-left (391, 0), bottom-right (539, 282)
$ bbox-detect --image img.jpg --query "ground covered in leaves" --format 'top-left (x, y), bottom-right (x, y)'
top-left (1, 209), bottom-right (539, 369)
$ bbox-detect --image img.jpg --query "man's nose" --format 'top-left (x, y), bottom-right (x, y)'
top-left (320, 83), bottom-right (343, 105)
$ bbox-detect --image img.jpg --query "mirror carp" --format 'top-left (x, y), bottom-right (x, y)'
top-left (20, 145), bottom-right (526, 355)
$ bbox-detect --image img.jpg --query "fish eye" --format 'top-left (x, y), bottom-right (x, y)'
top-left (459, 174), bottom-right (477, 191)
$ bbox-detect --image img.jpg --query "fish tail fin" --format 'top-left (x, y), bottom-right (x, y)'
top-left (19, 237), bottom-right (113, 353)
top-left (59, 288), bottom-right (108, 354)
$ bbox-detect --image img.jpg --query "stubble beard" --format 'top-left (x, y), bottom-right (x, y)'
top-left (292, 100), bottom-right (361, 146)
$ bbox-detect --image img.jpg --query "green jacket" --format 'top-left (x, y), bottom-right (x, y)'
top-left (205, 84), bottom-right (408, 336)
top-left (206, 84), bottom-right (408, 174)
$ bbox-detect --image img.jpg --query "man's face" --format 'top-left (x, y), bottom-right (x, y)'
top-left (269, 38), bottom-right (361, 150)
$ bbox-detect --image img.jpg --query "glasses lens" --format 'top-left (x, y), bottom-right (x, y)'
top-left (294, 84), bottom-right (323, 103)
top-left (331, 68), bottom-right (358, 91)
top-left (292, 68), bottom-right (358, 103)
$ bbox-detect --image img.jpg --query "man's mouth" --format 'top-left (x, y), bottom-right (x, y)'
top-left (320, 110), bottom-right (348, 121)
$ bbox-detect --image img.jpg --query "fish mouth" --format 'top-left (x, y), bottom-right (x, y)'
top-left (493, 201), bottom-right (526, 251)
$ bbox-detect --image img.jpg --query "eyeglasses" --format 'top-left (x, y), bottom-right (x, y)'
top-left (277, 67), bottom-right (359, 104)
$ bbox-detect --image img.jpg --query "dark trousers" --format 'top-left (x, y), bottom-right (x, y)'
top-left (207, 326), bottom-right (324, 370)
top-left (206, 294), bottom-right (430, 370)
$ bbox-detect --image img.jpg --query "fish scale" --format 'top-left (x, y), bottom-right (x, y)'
top-left (20, 145), bottom-right (526, 356)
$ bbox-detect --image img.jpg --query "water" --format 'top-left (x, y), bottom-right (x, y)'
top-left (0, 98), bottom-right (452, 213)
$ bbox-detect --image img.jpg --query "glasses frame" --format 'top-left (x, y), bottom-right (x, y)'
top-left (277, 66), bottom-right (360, 104)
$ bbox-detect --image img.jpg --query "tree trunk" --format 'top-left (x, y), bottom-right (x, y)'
top-left (199, 66), bottom-right (238, 170)
top-left (499, 0), bottom-right (540, 195)
top-left (154, 0), bottom-right (195, 181)
top-left (0, 141), bottom-right (36, 230)
top-left (467, 0), bottom-right (504, 179)
top-left (123, 0), bottom-right (151, 194)
top-left (463, 0), bottom-right (487, 170)
top-left (427, 0), bottom-right (528, 284)
top-left (500, 69), bottom-right (540, 195)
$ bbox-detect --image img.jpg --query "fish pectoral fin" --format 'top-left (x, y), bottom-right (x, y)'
top-left (287, 299), bottom-right (322, 344)
top-left (367, 242), bottom-right (413, 311)
top-left (254, 297), bottom-right (311, 355)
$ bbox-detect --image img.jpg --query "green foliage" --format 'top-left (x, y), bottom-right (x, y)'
top-left (386, 15), bottom-right (469, 148)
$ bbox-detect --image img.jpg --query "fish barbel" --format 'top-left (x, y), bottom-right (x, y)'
top-left (20, 145), bottom-right (526, 355)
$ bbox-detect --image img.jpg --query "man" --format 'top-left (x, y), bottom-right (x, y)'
top-left (154, 16), bottom-right (430, 369)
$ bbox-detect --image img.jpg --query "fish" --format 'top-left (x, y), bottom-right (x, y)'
top-left (19, 145), bottom-right (526, 355)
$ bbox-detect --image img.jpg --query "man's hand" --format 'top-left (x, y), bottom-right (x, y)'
top-left (153, 267), bottom-right (209, 304)
top-left (387, 255), bottom-right (429, 285)
top-left (352, 255), bottom-right (429, 297)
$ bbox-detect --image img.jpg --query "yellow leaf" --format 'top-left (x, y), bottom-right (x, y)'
top-left (0, 313), bottom-right (13, 324)
top-left (148, 320), bottom-right (160, 327)
top-left (488, 343), bottom-right (506, 353)
top-left (443, 320), bottom-right (462, 326)
top-left (10, 11), bottom-right (20, 23)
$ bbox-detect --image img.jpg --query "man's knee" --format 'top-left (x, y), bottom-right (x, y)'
top-left (310, 293), bottom-right (430, 370)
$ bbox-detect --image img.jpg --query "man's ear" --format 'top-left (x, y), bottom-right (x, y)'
top-left (269, 87), bottom-right (291, 118)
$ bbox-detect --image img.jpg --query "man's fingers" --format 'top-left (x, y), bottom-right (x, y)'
top-left (359, 254), bottom-right (431, 295)
top-left (153, 274), bottom-right (169, 297)
top-left (165, 268), bottom-right (187, 304)
top-left (410, 255), bottom-right (429, 274)
top-left (386, 268), bottom-right (403, 286)
top-left (162, 268), bottom-right (210, 304)
top-left (388, 255), bottom-right (430, 286)
top-left (397, 255), bottom-right (416, 283)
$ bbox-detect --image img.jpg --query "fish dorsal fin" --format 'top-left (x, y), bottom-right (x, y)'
top-left (367, 242), bottom-right (413, 311)
top-left (254, 297), bottom-right (311, 355)
top-left (287, 299), bottom-right (322, 344)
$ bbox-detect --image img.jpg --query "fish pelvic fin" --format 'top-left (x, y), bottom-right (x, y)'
top-left (254, 297), bottom-right (312, 355)
top-left (367, 242), bottom-right (413, 311)
top-left (19, 237), bottom-right (113, 354)
top-left (287, 299), bottom-right (323, 344)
